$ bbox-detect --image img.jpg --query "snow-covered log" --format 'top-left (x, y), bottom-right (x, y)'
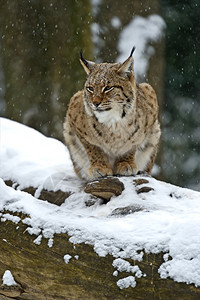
top-left (1, 118), bottom-right (200, 299)
top-left (0, 206), bottom-right (199, 300)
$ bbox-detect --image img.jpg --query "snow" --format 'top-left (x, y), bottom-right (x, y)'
top-left (1, 117), bottom-right (200, 289)
top-left (111, 16), bottom-right (121, 29)
top-left (0, 117), bottom-right (79, 193)
top-left (91, 0), bottom-right (102, 15)
top-left (33, 235), bottom-right (42, 245)
top-left (113, 258), bottom-right (143, 277)
top-left (64, 254), bottom-right (72, 264)
top-left (2, 270), bottom-right (17, 286)
top-left (117, 276), bottom-right (136, 289)
top-left (117, 14), bottom-right (166, 81)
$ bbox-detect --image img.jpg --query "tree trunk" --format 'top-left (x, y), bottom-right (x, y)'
top-left (0, 0), bottom-right (92, 140)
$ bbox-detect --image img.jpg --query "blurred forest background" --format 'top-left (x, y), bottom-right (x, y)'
top-left (0, 0), bottom-right (199, 191)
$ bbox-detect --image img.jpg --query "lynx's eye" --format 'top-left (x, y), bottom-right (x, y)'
top-left (102, 86), bottom-right (114, 93)
top-left (87, 86), bottom-right (94, 93)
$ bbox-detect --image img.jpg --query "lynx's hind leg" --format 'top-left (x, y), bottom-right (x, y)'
top-left (66, 134), bottom-right (91, 179)
top-left (63, 120), bottom-right (90, 180)
top-left (135, 122), bottom-right (161, 174)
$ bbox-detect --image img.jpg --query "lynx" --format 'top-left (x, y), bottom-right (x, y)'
top-left (63, 47), bottom-right (161, 181)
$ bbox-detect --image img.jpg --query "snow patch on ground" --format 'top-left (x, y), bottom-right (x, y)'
top-left (1, 118), bottom-right (200, 289)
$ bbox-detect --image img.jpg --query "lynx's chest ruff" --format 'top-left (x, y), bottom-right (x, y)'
top-left (93, 105), bottom-right (127, 127)
top-left (86, 112), bottom-right (143, 157)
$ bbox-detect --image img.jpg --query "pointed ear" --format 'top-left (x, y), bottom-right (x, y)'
top-left (118, 46), bottom-right (135, 78)
top-left (80, 50), bottom-right (95, 75)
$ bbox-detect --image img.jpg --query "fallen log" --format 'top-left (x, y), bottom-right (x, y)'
top-left (1, 178), bottom-right (200, 299)
top-left (0, 213), bottom-right (200, 300)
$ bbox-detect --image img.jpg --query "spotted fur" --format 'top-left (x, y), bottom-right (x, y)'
top-left (63, 49), bottom-right (161, 180)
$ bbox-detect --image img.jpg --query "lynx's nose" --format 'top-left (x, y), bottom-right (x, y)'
top-left (93, 96), bottom-right (102, 107)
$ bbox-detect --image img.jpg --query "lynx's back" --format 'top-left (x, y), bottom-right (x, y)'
top-left (63, 48), bottom-right (161, 180)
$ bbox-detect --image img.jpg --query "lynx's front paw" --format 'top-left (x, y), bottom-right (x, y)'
top-left (89, 163), bottom-right (113, 180)
top-left (114, 161), bottom-right (138, 177)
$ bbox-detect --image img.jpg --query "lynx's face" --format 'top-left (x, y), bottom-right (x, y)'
top-left (80, 49), bottom-right (137, 123)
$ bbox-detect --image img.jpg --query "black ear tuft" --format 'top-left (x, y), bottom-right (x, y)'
top-left (130, 46), bottom-right (136, 57)
top-left (80, 49), bottom-right (89, 68)
top-left (80, 49), bottom-right (83, 61)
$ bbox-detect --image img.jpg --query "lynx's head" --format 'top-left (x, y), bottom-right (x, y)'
top-left (80, 47), bottom-right (137, 124)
